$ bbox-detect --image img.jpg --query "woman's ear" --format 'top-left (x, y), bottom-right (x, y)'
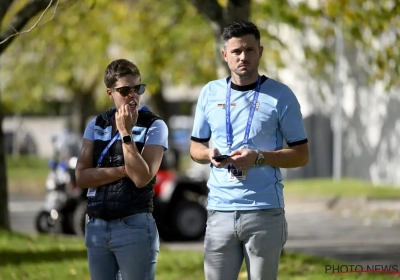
top-left (107, 88), bottom-right (113, 99)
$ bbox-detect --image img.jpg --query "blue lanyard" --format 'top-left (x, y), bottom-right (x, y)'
top-left (97, 132), bottom-right (120, 167)
top-left (225, 75), bottom-right (261, 151)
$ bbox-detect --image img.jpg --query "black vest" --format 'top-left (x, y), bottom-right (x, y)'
top-left (87, 108), bottom-right (161, 220)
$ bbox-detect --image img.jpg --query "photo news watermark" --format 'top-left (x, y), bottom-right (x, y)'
top-left (325, 264), bottom-right (400, 275)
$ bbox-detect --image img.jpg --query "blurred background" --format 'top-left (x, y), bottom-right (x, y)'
top-left (2, 0), bottom-right (400, 185)
top-left (0, 0), bottom-right (399, 279)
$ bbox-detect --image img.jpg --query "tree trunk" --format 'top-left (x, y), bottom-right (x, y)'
top-left (190, 0), bottom-right (251, 78)
top-left (70, 91), bottom-right (97, 135)
top-left (150, 78), bottom-right (169, 122)
top-left (0, 0), bottom-right (56, 54)
top-left (0, 0), bottom-right (61, 231)
top-left (212, 28), bottom-right (231, 78)
top-left (0, 107), bottom-right (10, 230)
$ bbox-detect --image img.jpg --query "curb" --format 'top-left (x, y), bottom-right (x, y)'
top-left (285, 195), bottom-right (400, 211)
top-left (326, 196), bottom-right (400, 211)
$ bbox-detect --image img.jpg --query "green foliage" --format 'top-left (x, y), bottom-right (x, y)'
top-left (113, 0), bottom-right (216, 98)
top-left (1, 0), bottom-right (399, 116)
top-left (250, 0), bottom-right (308, 71)
top-left (297, 0), bottom-right (400, 90)
top-left (1, 0), bottom-right (112, 114)
top-left (0, 0), bottom-right (216, 115)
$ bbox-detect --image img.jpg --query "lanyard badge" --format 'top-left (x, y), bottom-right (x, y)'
top-left (87, 131), bottom-right (120, 198)
top-left (225, 75), bottom-right (262, 181)
top-left (225, 75), bottom-right (261, 151)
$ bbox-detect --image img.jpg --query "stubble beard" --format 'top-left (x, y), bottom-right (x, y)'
top-left (234, 67), bottom-right (256, 78)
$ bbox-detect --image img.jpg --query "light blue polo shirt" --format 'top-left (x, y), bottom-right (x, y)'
top-left (191, 76), bottom-right (307, 210)
top-left (84, 106), bottom-right (168, 151)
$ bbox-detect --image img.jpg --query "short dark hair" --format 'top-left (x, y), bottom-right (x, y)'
top-left (222, 21), bottom-right (261, 47)
top-left (104, 59), bottom-right (141, 88)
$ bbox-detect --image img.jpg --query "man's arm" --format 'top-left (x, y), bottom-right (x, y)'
top-left (122, 143), bottom-right (164, 188)
top-left (189, 141), bottom-right (211, 164)
top-left (75, 139), bottom-right (125, 188)
top-left (262, 142), bottom-right (309, 168)
top-left (229, 84), bottom-right (309, 170)
top-left (267, 84), bottom-right (309, 168)
top-left (190, 140), bottom-right (230, 169)
top-left (228, 143), bottom-right (309, 170)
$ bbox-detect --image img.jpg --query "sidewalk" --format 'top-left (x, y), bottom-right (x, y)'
top-left (284, 195), bottom-right (400, 265)
top-left (164, 195), bottom-right (400, 266)
top-left (285, 194), bottom-right (400, 227)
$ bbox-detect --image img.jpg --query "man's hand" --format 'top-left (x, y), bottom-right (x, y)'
top-left (209, 147), bottom-right (230, 168)
top-left (116, 104), bottom-right (137, 135)
top-left (228, 149), bottom-right (258, 170)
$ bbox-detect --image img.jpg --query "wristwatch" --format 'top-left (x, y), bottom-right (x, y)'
top-left (121, 134), bottom-right (133, 143)
top-left (254, 150), bottom-right (265, 166)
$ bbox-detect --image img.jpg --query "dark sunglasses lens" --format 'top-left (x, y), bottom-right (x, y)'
top-left (118, 87), bottom-right (131, 96)
top-left (138, 84), bottom-right (146, 95)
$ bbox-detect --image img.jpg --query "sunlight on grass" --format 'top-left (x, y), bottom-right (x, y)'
top-left (6, 155), bottom-right (49, 195)
top-left (0, 231), bottom-right (396, 280)
top-left (284, 178), bottom-right (400, 199)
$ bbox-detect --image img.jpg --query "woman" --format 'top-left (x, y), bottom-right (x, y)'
top-left (75, 59), bottom-right (168, 280)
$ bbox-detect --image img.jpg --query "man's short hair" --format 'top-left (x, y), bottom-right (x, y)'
top-left (104, 59), bottom-right (141, 88)
top-left (222, 21), bottom-right (261, 47)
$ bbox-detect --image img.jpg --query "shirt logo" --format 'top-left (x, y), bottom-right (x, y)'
top-left (217, 103), bottom-right (236, 109)
top-left (249, 101), bottom-right (260, 111)
top-left (94, 129), bottom-right (109, 136)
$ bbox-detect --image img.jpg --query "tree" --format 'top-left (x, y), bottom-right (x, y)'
top-left (189, 0), bottom-right (399, 89)
top-left (0, 0), bottom-right (217, 231)
top-left (189, 0), bottom-right (251, 77)
top-left (1, 0), bottom-right (114, 134)
top-left (299, 0), bottom-right (400, 91)
top-left (116, 0), bottom-right (216, 119)
top-left (2, 0), bottom-right (218, 123)
top-left (0, 0), bottom-right (59, 230)
top-left (297, 0), bottom-right (400, 182)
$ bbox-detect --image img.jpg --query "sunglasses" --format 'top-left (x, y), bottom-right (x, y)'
top-left (113, 84), bottom-right (146, 96)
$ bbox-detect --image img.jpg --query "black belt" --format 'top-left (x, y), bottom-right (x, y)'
top-left (88, 210), bottom-right (150, 221)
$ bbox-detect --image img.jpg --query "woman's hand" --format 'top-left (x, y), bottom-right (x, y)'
top-left (116, 104), bottom-right (138, 135)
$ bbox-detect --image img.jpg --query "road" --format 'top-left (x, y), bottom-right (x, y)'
top-left (8, 195), bottom-right (400, 266)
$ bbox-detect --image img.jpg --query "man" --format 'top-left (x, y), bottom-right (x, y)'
top-left (76, 59), bottom-right (168, 280)
top-left (190, 21), bottom-right (309, 280)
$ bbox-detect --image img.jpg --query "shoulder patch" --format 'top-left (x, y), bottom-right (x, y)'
top-left (94, 126), bottom-right (112, 141)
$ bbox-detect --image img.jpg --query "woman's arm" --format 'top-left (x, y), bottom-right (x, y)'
top-left (122, 143), bottom-right (164, 188)
top-left (75, 139), bottom-right (125, 188)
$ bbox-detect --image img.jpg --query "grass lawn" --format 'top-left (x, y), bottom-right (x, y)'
top-left (0, 230), bottom-right (397, 280)
top-left (284, 178), bottom-right (400, 199)
top-left (6, 155), bottom-right (49, 196)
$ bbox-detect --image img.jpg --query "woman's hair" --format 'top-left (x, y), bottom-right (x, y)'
top-left (104, 59), bottom-right (141, 88)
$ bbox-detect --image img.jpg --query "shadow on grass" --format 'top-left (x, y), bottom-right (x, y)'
top-left (0, 249), bottom-right (87, 266)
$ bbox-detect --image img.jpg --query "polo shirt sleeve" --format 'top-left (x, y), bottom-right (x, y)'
top-left (83, 117), bottom-right (96, 141)
top-left (144, 119), bottom-right (169, 151)
top-left (277, 86), bottom-right (308, 147)
top-left (191, 84), bottom-right (211, 143)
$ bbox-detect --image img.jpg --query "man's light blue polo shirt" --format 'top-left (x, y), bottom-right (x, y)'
top-left (191, 76), bottom-right (308, 210)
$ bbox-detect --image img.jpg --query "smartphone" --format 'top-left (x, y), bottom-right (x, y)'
top-left (212, 155), bottom-right (231, 162)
